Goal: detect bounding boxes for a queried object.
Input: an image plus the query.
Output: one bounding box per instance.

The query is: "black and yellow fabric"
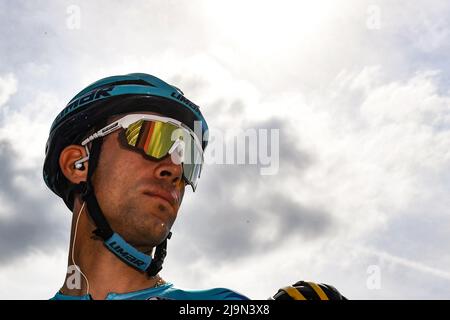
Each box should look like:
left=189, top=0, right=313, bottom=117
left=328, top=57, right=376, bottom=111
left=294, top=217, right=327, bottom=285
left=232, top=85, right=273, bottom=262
left=271, top=281, right=347, bottom=300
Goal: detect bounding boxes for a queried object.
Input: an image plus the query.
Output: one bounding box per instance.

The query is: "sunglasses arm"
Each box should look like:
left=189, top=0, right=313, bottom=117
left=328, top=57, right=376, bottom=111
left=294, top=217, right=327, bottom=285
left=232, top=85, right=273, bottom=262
left=74, top=121, right=123, bottom=168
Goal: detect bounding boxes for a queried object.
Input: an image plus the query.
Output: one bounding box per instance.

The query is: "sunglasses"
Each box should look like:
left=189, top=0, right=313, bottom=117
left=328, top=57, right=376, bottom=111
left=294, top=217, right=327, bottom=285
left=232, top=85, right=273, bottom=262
left=75, top=114, right=204, bottom=190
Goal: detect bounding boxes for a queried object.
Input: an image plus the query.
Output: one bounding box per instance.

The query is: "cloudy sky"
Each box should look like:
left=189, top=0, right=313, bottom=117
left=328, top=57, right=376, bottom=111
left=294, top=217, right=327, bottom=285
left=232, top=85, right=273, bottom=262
left=1, top=0, right=450, bottom=299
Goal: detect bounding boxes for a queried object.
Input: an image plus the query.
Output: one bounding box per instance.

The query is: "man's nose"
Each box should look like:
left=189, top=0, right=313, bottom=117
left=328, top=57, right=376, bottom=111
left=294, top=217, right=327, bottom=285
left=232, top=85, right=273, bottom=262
left=154, top=155, right=183, bottom=185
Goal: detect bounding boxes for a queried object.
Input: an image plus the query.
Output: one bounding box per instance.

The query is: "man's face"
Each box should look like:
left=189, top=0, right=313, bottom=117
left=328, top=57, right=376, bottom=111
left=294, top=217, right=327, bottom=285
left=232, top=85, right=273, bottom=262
left=91, top=112, right=186, bottom=249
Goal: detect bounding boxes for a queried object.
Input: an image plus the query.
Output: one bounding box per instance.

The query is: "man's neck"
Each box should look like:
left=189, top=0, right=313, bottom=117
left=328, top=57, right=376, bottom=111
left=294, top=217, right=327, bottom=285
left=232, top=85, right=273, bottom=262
left=60, top=208, right=164, bottom=300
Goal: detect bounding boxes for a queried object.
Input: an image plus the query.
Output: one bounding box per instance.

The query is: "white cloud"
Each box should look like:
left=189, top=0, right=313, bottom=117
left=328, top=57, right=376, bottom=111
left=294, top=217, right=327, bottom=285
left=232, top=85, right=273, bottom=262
left=0, top=91, right=62, bottom=168
left=296, top=68, right=450, bottom=216
left=0, top=73, right=18, bottom=108
left=0, top=249, right=67, bottom=300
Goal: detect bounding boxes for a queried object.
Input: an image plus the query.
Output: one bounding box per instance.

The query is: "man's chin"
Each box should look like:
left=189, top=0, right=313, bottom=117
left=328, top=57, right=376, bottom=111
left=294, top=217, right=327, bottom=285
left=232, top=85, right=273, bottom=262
left=142, top=201, right=176, bottom=223
left=137, top=219, right=172, bottom=246
left=116, top=207, right=174, bottom=246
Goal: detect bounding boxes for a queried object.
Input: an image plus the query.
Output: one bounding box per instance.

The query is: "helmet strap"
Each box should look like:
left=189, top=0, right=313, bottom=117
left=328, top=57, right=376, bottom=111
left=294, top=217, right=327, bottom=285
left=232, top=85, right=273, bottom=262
left=75, top=138, right=170, bottom=277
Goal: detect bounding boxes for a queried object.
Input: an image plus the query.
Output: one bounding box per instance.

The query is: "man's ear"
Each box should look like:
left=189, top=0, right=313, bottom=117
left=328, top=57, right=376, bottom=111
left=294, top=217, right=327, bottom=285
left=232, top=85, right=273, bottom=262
left=59, top=145, right=89, bottom=184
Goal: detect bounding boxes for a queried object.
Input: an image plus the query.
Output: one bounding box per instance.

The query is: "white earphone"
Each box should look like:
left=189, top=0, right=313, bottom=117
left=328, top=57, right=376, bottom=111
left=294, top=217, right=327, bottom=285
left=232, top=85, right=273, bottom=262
left=74, top=156, right=89, bottom=170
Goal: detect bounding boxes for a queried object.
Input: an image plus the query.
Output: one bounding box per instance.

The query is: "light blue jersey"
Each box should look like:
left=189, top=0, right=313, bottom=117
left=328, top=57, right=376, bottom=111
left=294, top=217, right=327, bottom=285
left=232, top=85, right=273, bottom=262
left=51, top=282, right=250, bottom=300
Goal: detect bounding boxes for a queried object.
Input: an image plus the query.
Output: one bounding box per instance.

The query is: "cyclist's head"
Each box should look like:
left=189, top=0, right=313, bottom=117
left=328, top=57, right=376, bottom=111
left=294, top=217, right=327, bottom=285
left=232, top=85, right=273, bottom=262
left=43, top=73, right=208, bottom=211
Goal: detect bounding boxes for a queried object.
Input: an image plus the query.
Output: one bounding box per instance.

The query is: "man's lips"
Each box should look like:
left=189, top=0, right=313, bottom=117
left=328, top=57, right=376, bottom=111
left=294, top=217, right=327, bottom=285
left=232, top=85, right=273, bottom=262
left=142, top=188, right=179, bottom=210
